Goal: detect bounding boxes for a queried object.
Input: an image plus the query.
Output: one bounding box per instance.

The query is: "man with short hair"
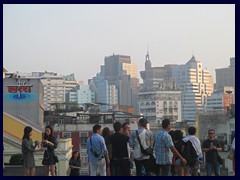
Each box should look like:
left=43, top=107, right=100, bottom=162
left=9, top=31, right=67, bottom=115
left=182, top=126, right=203, bottom=176
left=202, top=129, right=222, bottom=176
left=129, top=118, right=153, bottom=176
left=110, top=122, right=130, bottom=176
left=154, top=119, right=187, bottom=176
left=87, top=124, right=110, bottom=176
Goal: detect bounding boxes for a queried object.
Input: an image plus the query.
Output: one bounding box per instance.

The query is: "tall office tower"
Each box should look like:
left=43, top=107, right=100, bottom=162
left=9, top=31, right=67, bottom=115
left=139, top=52, right=181, bottom=124
left=101, top=54, right=139, bottom=114
left=89, top=74, right=118, bottom=111
left=172, top=55, right=214, bottom=123
left=140, top=51, right=178, bottom=91
left=215, top=57, right=235, bottom=92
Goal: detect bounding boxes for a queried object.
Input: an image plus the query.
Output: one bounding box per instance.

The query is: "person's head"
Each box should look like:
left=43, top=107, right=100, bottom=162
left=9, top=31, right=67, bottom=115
left=122, top=122, right=131, bottom=133
left=113, top=121, right=123, bottom=133
left=93, top=124, right=102, bottom=135
left=44, top=125, right=53, bottom=137
left=138, top=118, right=148, bottom=128
left=22, top=126, right=33, bottom=140
left=169, top=130, right=175, bottom=141
left=102, top=127, right=111, bottom=138
left=71, top=150, right=80, bottom=160
left=208, top=129, right=215, bottom=139
left=188, top=126, right=196, bottom=135
left=174, top=130, right=183, bottom=141
left=162, top=118, right=172, bottom=131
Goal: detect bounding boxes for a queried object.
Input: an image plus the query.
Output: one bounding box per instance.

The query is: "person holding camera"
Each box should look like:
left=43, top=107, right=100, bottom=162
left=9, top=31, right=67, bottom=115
left=87, top=124, right=110, bottom=176
left=22, top=126, right=44, bottom=176
left=42, top=125, right=58, bottom=176
left=202, top=129, right=222, bottom=176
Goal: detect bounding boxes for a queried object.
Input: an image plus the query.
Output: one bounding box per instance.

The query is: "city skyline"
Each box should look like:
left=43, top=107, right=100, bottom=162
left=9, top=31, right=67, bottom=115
left=3, top=4, right=235, bottom=83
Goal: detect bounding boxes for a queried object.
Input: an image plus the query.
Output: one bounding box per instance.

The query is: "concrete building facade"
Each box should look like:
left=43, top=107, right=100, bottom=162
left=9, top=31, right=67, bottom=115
left=101, top=54, right=139, bottom=114
left=216, top=57, right=235, bottom=92
left=3, top=77, right=44, bottom=126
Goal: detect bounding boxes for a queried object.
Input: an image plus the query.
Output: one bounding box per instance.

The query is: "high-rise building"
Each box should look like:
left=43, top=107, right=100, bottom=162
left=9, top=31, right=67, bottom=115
left=63, top=73, right=79, bottom=93
left=101, top=54, right=139, bottom=114
left=139, top=52, right=181, bottom=124
left=140, top=53, right=214, bottom=123
left=172, top=55, right=214, bottom=122
left=215, top=57, right=235, bottom=92
left=140, top=52, right=178, bottom=91
left=89, top=74, right=118, bottom=111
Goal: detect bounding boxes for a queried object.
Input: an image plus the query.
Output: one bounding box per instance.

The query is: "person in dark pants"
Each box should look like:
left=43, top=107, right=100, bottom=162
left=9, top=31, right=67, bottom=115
left=202, top=129, right=222, bottom=176
left=102, top=127, right=113, bottom=176
left=110, top=122, right=130, bottom=176
left=129, top=118, right=153, bottom=176
left=69, top=150, right=81, bottom=176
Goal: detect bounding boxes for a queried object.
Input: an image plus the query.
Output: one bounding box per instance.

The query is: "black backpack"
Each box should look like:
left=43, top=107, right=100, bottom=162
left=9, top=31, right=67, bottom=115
left=182, top=140, right=198, bottom=167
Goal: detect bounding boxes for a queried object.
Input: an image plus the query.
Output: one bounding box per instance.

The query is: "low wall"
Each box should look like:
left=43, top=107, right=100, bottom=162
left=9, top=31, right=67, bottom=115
left=3, top=165, right=45, bottom=176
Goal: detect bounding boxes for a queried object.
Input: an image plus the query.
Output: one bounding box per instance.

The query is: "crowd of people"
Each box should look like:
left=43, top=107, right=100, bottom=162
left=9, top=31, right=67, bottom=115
left=12, top=117, right=235, bottom=176
left=86, top=118, right=235, bottom=176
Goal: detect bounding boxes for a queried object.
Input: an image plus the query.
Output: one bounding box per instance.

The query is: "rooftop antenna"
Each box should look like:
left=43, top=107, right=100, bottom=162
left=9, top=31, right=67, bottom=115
left=146, top=42, right=150, bottom=61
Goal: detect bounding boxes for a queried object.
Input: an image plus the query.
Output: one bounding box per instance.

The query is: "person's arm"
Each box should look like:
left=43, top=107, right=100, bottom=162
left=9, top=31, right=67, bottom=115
left=202, top=140, right=210, bottom=152
left=22, top=139, right=35, bottom=153
left=104, top=152, right=110, bottom=165
left=213, top=140, right=222, bottom=152
left=170, top=146, right=187, bottom=165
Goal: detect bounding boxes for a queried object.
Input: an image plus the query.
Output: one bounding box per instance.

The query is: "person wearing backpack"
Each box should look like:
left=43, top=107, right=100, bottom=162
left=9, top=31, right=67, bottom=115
left=173, top=130, right=188, bottom=176
left=129, top=118, right=153, bottom=176
left=202, top=129, right=222, bottom=176
left=182, top=126, right=203, bottom=176
left=154, top=119, right=187, bottom=176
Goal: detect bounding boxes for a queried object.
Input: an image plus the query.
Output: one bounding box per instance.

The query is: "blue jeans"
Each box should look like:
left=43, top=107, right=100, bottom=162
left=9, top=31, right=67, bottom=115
left=205, top=162, right=221, bottom=176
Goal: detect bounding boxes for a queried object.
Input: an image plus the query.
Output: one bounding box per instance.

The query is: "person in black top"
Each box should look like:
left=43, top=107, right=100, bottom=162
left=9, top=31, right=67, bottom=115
left=202, top=129, right=222, bottom=176
left=102, top=127, right=113, bottom=176
left=42, top=125, right=58, bottom=176
left=110, top=121, right=130, bottom=176
left=69, top=151, right=81, bottom=176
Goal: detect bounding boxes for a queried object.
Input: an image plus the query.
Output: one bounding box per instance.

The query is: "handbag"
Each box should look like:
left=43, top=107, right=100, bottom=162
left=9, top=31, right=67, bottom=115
left=227, top=150, right=234, bottom=160
left=66, top=167, right=71, bottom=176
left=136, top=131, right=153, bottom=156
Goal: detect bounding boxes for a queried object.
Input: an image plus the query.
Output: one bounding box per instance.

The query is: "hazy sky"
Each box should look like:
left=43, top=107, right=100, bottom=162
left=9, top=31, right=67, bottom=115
left=3, top=4, right=235, bottom=83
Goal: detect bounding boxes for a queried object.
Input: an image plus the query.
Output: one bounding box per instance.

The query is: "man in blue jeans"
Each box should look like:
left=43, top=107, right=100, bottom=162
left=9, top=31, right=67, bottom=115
left=202, top=129, right=222, bottom=176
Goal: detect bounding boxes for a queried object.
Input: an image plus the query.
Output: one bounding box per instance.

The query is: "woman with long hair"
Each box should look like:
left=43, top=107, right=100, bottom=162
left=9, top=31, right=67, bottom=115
left=42, top=125, right=58, bottom=176
left=22, top=126, right=43, bottom=176
left=102, top=127, right=112, bottom=176
left=69, top=151, right=81, bottom=176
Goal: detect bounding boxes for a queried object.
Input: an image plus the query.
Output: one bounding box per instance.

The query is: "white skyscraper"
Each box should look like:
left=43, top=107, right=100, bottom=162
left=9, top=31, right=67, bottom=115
left=173, top=55, right=214, bottom=122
